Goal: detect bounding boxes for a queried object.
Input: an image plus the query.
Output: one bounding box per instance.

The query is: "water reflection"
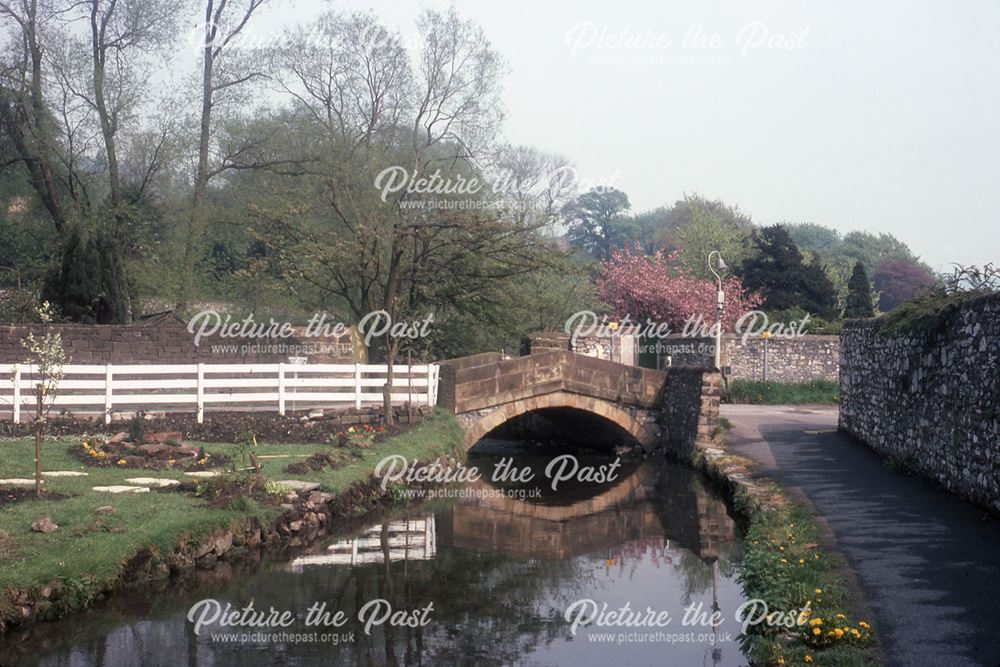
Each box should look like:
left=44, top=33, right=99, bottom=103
left=2, top=454, right=748, bottom=667
left=289, top=518, right=438, bottom=570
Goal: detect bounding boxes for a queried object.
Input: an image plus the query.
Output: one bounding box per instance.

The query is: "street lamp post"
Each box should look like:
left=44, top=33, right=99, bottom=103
left=707, top=251, right=727, bottom=371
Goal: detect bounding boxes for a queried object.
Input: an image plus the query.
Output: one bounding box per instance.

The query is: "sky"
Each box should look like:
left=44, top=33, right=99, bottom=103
left=191, top=0, right=1000, bottom=270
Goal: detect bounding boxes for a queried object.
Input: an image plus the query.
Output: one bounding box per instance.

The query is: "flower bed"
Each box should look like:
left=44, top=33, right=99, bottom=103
left=71, top=434, right=230, bottom=471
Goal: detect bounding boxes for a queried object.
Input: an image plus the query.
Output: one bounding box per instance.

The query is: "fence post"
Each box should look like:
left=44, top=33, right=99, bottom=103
left=104, top=364, right=113, bottom=425
left=278, top=363, right=286, bottom=416
left=426, top=364, right=434, bottom=406
left=407, top=352, right=413, bottom=423
left=354, top=363, right=362, bottom=409
left=196, top=363, right=205, bottom=424
left=12, top=366, right=21, bottom=424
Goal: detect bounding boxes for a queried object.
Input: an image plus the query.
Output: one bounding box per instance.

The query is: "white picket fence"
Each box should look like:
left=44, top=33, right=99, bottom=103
left=0, top=362, right=440, bottom=424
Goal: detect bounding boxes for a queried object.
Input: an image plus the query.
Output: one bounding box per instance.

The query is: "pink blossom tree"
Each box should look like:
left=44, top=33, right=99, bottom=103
left=597, top=246, right=761, bottom=331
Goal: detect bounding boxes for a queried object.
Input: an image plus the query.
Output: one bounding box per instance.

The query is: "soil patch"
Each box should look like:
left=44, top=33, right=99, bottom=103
left=0, top=488, right=70, bottom=507
left=1, top=407, right=428, bottom=445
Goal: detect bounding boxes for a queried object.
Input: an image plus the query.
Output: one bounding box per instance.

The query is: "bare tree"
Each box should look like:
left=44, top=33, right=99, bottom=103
left=178, top=0, right=268, bottom=309
left=258, top=9, right=565, bottom=424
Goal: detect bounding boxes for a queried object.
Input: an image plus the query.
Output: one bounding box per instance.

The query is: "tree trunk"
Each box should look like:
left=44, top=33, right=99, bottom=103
left=179, top=18, right=216, bottom=310
left=34, top=387, right=43, bottom=497
left=90, top=0, right=121, bottom=209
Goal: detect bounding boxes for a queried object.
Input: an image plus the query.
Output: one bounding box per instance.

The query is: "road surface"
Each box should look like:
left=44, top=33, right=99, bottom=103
left=721, top=404, right=1000, bottom=667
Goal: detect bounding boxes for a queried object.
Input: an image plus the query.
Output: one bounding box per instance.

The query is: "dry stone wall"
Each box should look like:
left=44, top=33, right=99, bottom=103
left=839, top=293, right=1000, bottom=514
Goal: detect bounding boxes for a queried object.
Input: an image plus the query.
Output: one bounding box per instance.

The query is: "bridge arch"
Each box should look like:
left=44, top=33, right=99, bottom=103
left=459, top=391, right=657, bottom=450
left=439, top=349, right=720, bottom=456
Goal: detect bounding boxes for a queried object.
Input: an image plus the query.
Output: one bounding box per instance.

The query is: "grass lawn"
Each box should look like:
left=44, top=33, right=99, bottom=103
left=723, top=380, right=840, bottom=405
left=0, top=410, right=464, bottom=620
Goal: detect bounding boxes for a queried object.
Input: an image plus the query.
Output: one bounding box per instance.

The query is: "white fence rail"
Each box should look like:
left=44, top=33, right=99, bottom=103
left=0, top=362, right=440, bottom=424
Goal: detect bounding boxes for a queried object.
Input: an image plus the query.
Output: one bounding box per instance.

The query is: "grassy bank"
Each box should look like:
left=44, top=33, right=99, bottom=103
left=723, top=380, right=840, bottom=405
left=0, top=411, right=465, bottom=626
left=733, top=494, right=878, bottom=666
left=694, top=443, right=879, bottom=665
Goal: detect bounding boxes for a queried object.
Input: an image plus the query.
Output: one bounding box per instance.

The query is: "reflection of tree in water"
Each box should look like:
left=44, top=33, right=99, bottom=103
left=675, top=540, right=742, bottom=606
left=597, top=533, right=741, bottom=607
left=291, top=540, right=591, bottom=667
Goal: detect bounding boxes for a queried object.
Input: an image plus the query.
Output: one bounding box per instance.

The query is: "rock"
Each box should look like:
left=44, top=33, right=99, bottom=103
left=31, top=517, right=58, bottom=533
left=185, top=471, right=220, bottom=478
left=307, top=491, right=333, bottom=505
left=288, top=520, right=303, bottom=532
left=124, top=456, right=147, bottom=467
left=40, top=471, right=88, bottom=478
left=274, top=480, right=320, bottom=493
left=143, top=432, right=182, bottom=445
left=0, top=479, right=38, bottom=486
left=245, top=528, right=262, bottom=547
left=95, top=506, right=116, bottom=515
left=174, top=447, right=200, bottom=458
left=124, top=478, right=180, bottom=488
left=137, top=444, right=171, bottom=457
left=211, top=531, right=233, bottom=556
left=108, top=432, right=128, bottom=444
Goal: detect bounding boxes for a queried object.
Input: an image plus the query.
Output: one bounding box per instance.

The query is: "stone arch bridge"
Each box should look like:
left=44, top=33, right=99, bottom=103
left=438, top=350, right=720, bottom=452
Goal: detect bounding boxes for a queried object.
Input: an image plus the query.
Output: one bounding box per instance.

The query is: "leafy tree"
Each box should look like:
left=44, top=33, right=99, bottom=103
left=843, top=261, right=875, bottom=318
left=650, top=194, right=752, bottom=254
left=597, top=245, right=761, bottom=329
left=800, top=259, right=839, bottom=319
left=873, top=258, right=936, bottom=310
left=738, top=225, right=838, bottom=319
left=784, top=222, right=842, bottom=255
left=784, top=223, right=930, bottom=308
left=0, top=0, right=180, bottom=322
left=675, top=202, right=751, bottom=280
left=562, top=187, right=633, bottom=261
left=41, top=226, right=131, bottom=324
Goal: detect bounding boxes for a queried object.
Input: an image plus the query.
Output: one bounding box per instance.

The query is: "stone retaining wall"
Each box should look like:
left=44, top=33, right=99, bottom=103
left=839, top=292, right=1000, bottom=514
left=658, top=334, right=840, bottom=382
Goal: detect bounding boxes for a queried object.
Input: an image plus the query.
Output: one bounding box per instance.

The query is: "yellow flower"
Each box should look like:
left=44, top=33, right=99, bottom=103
left=804, top=656, right=813, bottom=664
left=776, top=658, right=784, bottom=666
left=812, top=628, right=821, bottom=636
left=780, top=558, right=788, bottom=564
left=859, top=621, right=870, bottom=629
left=835, top=613, right=845, bottom=619
left=798, top=559, right=805, bottom=564
left=834, top=628, right=844, bottom=639
left=117, top=459, right=126, bottom=465
left=167, top=459, right=175, bottom=465
left=809, top=618, right=823, bottom=626
left=851, top=629, right=861, bottom=638
left=814, top=588, right=823, bottom=594
left=778, top=546, right=785, bottom=552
